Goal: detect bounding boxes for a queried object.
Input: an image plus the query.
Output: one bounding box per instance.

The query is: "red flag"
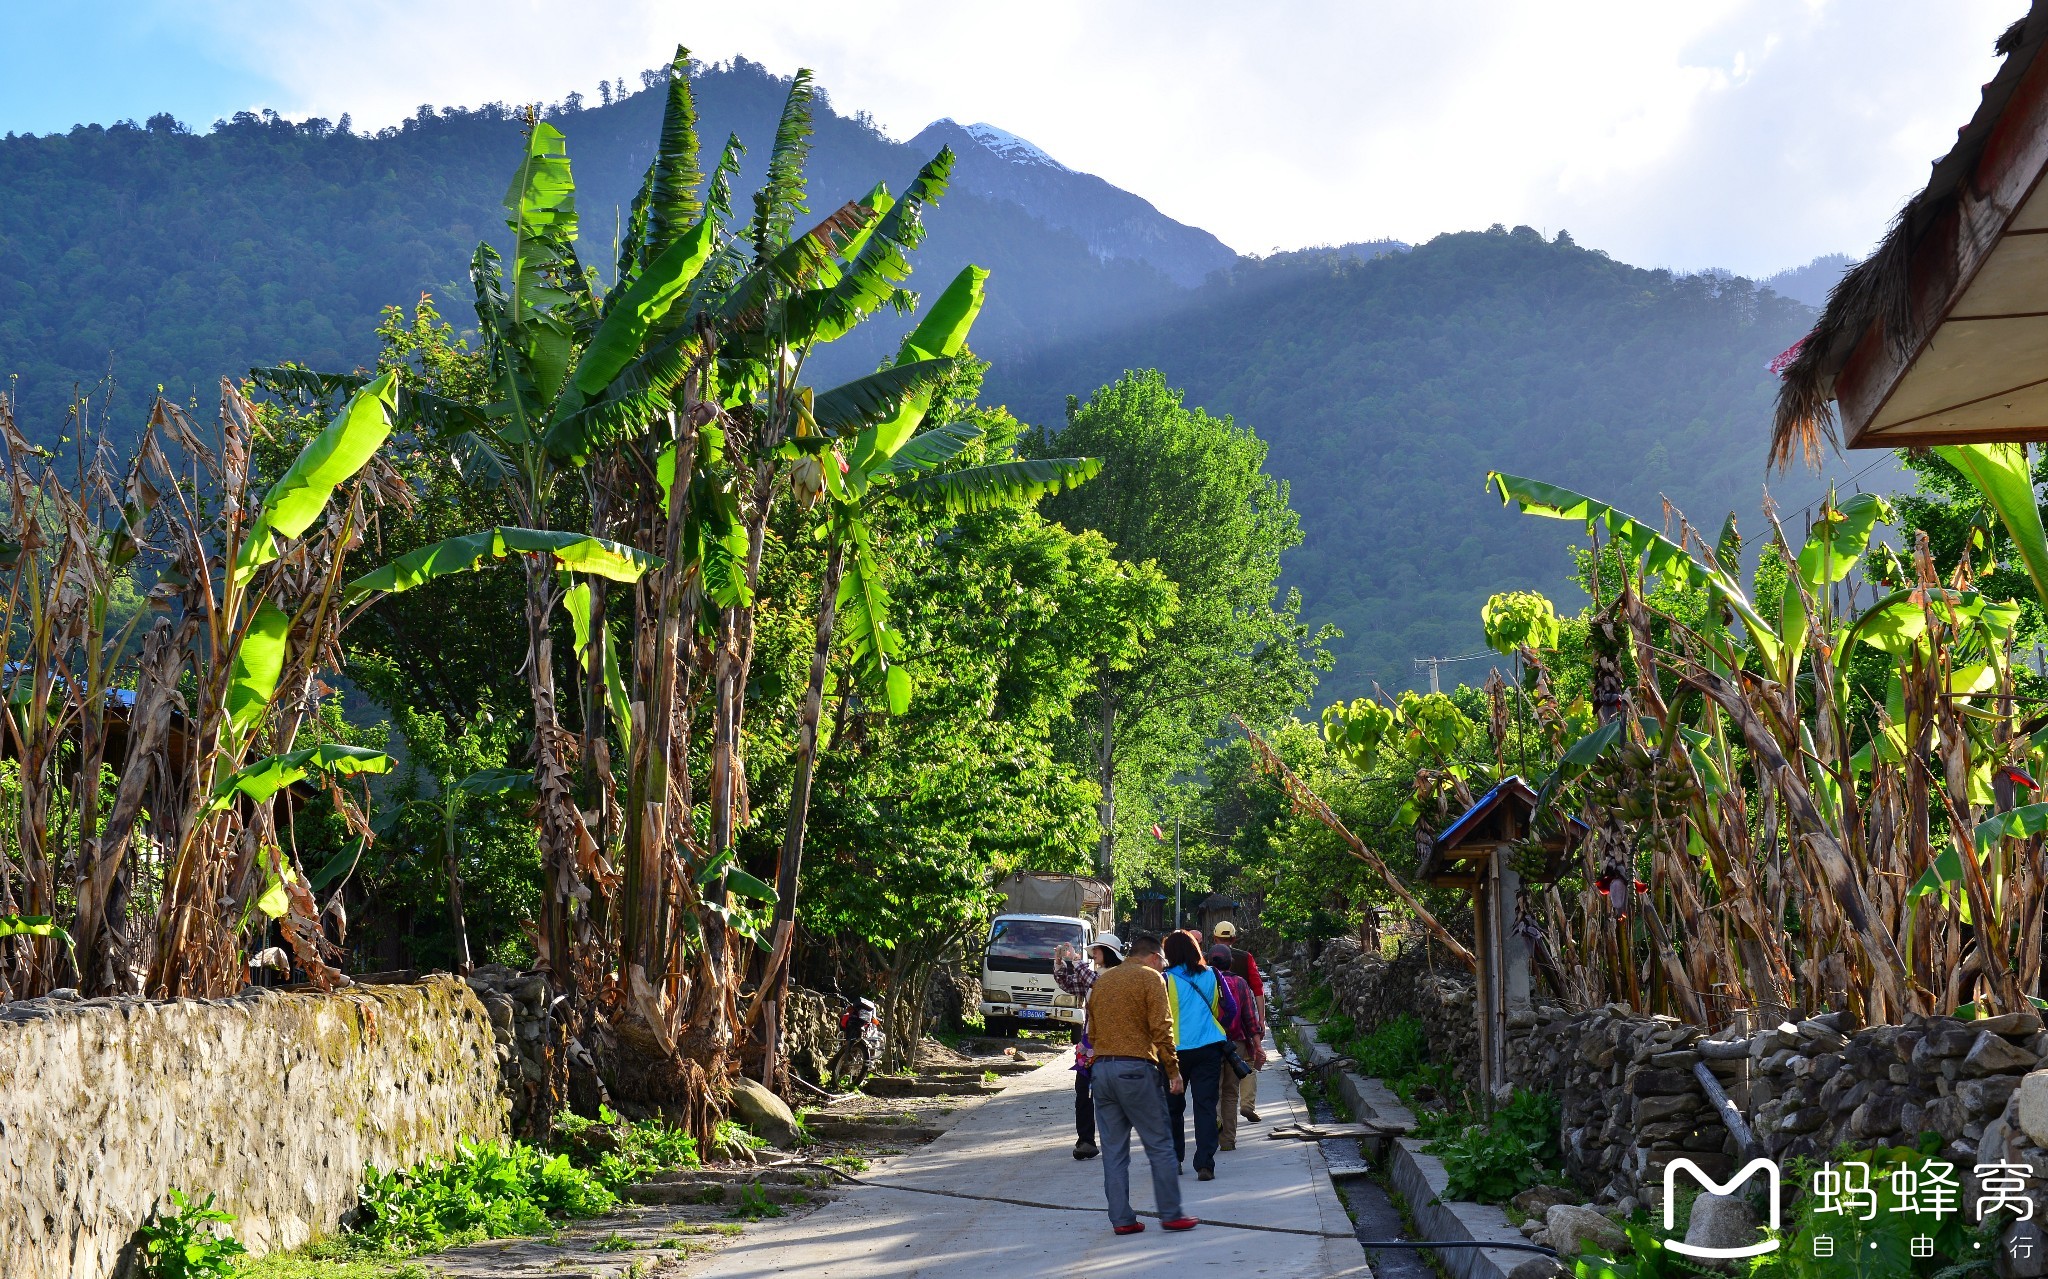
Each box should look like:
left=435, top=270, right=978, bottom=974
left=1152, top=824, right=1166, bottom=841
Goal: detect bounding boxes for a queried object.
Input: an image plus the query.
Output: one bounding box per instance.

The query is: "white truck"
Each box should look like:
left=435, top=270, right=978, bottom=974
left=977, top=873, right=1115, bottom=1037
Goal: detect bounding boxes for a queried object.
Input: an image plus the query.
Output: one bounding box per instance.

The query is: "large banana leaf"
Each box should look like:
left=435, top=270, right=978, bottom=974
left=644, top=46, right=703, bottom=263
left=1937, top=442, right=2048, bottom=609
left=561, top=216, right=715, bottom=402
left=235, top=371, right=397, bottom=582
left=1779, top=491, right=1892, bottom=667
left=886, top=457, right=1102, bottom=513
left=210, top=743, right=394, bottom=810
left=1849, top=587, right=2020, bottom=657
left=1487, top=472, right=1774, bottom=657
left=718, top=200, right=878, bottom=330
left=750, top=70, right=815, bottom=260
left=836, top=518, right=909, bottom=714
left=789, top=149, right=956, bottom=347
left=348, top=527, right=662, bottom=598
left=869, top=422, right=983, bottom=478
left=844, top=266, right=987, bottom=474
left=0, top=914, right=73, bottom=957
left=812, top=359, right=954, bottom=438
left=450, top=767, right=539, bottom=800
left=545, top=332, right=708, bottom=467
left=227, top=603, right=291, bottom=736
left=504, top=123, right=582, bottom=406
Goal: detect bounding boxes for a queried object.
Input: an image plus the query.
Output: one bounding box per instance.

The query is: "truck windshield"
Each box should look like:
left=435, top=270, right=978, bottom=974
left=984, top=919, right=1086, bottom=974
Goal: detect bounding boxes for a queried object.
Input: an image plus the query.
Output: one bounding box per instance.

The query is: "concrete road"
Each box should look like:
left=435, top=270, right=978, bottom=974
left=684, top=1043, right=1370, bottom=1279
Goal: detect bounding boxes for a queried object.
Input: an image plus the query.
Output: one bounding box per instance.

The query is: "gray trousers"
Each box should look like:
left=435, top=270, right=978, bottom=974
left=1091, top=1058, right=1182, bottom=1227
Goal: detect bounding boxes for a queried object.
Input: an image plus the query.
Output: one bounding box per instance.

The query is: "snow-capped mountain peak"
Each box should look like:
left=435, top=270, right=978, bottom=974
left=930, top=118, right=1069, bottom=171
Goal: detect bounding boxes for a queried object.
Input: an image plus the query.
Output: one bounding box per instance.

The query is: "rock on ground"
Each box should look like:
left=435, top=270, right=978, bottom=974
left=1546, top=1204, right=1626, bottom=1259
left=1684, top=1193, right=1758, bottom=1256
left=728, top=1077, right=800, bottom=1148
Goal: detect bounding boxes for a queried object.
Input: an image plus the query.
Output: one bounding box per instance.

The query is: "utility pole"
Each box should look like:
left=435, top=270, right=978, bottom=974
left=1173, top=814, right=1182, bottom=930
left=1414, top=651, right=1493, bottom=695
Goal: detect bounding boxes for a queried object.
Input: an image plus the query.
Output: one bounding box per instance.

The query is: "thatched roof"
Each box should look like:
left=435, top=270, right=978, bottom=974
left=1771, top=8, right=2048, bottom=466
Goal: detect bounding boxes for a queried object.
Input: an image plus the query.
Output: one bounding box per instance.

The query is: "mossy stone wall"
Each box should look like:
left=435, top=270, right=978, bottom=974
left=0, top=975, right=507, bottom=1278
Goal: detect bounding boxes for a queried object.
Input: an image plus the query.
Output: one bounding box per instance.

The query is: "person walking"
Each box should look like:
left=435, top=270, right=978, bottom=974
left=1208, top=944, right=1264, bottom=1151
left=1160, top=929, right=1237, bottom=1181
left=1053, top=933, right=1123, bottom=1160
left=1085, top=932, right=1198, bottom=1235
left=1211, top=921, right=1265, bottom=1122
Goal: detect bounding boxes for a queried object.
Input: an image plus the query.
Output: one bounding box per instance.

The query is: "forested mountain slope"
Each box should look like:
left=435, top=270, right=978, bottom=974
left=994, top=226, right=1873, bottom=698
left=0, top=57, right=1227, bottom=426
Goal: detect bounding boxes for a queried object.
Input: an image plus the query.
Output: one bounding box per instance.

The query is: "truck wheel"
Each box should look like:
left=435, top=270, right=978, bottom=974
left=983, top=1016, right=1018, bottom=1038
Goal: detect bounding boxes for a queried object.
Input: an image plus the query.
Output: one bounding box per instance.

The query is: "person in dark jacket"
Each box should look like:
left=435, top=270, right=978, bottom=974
left=1209, top=943, right=1264, bottom=1149
left=1053, top=933, right=1123, bottom=1159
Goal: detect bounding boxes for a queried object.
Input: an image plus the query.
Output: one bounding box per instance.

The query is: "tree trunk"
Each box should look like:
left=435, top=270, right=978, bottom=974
left=1095, top=670, right=1117, bottom=877
left=444, top=798, right=473, bottom=975
left=756, top=532, right=845, bottom=1083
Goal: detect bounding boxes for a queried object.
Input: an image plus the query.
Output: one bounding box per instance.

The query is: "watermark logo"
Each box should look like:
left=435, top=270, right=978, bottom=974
left=1663, top=1157, right=1782, bottom=1259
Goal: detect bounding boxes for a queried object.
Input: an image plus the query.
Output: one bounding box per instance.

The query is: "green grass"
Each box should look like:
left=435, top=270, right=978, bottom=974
left=234, top=1239, right=429, bottom=1279
left=592, top=1232, right=640, bottom=1252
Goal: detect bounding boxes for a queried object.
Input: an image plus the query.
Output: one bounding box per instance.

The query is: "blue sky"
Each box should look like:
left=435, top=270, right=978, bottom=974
left=0, top=2, right=285, bottom=136
left=0, top=1, right=2024, bottom=276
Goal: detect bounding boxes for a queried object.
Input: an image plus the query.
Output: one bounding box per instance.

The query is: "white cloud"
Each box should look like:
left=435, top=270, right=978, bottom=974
left=185, top=0, right=2019, bottom=275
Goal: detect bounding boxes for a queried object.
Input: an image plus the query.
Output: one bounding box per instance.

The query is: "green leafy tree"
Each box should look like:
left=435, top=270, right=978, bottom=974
left=1031, top=369, right=1333, bottom=881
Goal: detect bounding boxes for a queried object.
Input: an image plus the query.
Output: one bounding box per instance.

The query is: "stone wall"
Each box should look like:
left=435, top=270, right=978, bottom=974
left=1313, top=937, right=2048, bottom=1233
left=0, top=976, right=507, bottom=1279
left=1506, top=1006, right=1738, bottom=1209
left=1313, top=936, right=1482, bottom=1090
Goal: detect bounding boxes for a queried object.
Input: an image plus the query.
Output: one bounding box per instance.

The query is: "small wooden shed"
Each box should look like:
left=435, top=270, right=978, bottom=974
left=1423, top=776, right=1579, bottom=1098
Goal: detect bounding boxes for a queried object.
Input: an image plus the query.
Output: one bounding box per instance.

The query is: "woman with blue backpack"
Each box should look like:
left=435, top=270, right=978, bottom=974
left=1159, top=929, right=1248, bottom=1181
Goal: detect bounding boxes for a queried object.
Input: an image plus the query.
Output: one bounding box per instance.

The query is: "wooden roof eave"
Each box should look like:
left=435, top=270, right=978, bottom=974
left=1837, top=41, right=2048, bottom=449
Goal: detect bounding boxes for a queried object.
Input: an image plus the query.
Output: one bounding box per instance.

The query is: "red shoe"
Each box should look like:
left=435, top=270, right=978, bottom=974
left=1114, top=1222, right=1145, bottom=1235
left=1161, top=1217, right=1200, bottom=1231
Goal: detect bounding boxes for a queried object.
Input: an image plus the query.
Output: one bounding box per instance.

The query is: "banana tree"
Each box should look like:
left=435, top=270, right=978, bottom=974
left=1485, top=463, right=2048, bottom=1021
left=260, top=48, right=1035, bottom=1133
left=377, top=764, right=536, bottom=975
left=751, top=271, right=1102, bottom=1078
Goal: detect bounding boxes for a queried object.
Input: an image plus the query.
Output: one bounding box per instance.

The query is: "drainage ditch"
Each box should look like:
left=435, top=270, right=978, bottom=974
left=1288, top=1047, right=1439, bottom=1279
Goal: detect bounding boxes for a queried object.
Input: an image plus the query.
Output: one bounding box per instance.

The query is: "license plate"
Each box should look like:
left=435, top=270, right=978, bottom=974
left=1019, top=1008, right=1049, bottom=1019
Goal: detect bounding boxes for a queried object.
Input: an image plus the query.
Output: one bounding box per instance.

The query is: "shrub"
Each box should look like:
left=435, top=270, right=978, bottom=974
left=1423, top=1088, right=1561, bottom=1204
left=356, top=1139, right=617, bottom=1252
left=139, top=1189, right=247, bottom=1279
left=729, top=1184, right=784, bottom=1220
left=551, top=1106, right=700, bottom=1192
left=1347, top=1015, right=1429, bottom=1078
left=1425, top=1124, right=1548, bottom=1203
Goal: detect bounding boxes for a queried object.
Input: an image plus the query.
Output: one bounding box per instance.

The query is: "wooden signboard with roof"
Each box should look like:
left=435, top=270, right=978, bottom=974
left=1424, top=777, right=1579, bottom=1098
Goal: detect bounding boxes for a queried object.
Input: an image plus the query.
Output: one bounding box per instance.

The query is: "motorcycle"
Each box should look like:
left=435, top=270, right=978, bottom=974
left=830, top=995, right=884, bottom=1088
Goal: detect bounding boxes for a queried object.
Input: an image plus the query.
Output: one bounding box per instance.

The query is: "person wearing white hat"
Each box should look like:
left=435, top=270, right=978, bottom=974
left=1054, top=933, right=1125, bottom=1159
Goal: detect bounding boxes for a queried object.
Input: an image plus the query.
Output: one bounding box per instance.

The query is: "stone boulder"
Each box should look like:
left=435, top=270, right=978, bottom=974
left=729, top=1076, right=800, bottom=1148
left=1547, top=1204, right=1627, bottom=1259
left=1508, top=1259, right=1569, bottom=1279
left=1512, top=1184, right=1580, bottom=1219
left=2014, top=1071, right=2048, bottom=1148
left=1685, top=1193, right=1759, bottom=1260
